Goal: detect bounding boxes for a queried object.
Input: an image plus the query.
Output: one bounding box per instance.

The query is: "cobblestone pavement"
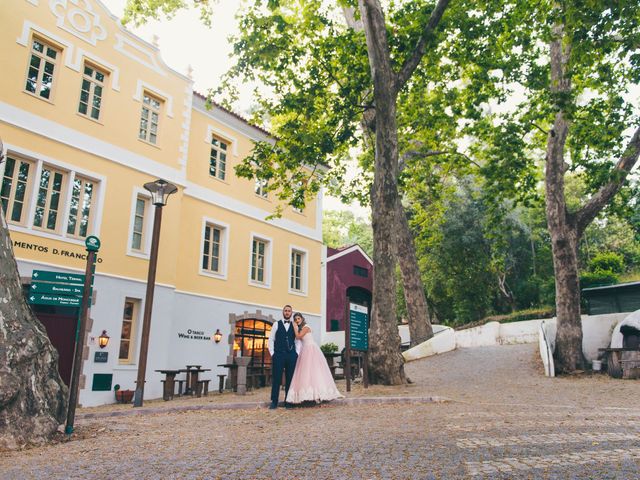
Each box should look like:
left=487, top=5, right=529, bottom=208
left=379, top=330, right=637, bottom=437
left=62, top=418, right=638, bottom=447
left=2, top=344, right=639, bottom=479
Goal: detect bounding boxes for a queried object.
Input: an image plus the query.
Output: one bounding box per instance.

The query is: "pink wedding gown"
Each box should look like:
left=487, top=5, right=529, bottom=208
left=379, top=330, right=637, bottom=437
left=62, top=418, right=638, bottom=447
left=286, top=328, right=343, bottom=403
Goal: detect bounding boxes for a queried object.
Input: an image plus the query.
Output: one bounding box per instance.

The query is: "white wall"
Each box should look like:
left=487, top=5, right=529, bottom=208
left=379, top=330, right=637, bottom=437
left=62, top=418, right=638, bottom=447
left=403, top=326, right=456, bottom=361
left=403, top=312, right=633, bottom=363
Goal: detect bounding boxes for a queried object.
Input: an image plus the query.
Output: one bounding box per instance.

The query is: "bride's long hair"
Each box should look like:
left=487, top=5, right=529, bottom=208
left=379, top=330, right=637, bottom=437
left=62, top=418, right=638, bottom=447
left=294, top=312, right=306, bottom=331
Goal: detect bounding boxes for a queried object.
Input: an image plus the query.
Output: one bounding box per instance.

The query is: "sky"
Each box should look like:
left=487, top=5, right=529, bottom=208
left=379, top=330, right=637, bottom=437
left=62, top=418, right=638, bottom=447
left=101, top=0, right=371, bottom=219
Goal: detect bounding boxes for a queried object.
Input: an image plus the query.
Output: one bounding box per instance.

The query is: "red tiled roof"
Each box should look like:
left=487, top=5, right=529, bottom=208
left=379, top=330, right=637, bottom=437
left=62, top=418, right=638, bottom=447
left=192, top=90, right=272, bottom=138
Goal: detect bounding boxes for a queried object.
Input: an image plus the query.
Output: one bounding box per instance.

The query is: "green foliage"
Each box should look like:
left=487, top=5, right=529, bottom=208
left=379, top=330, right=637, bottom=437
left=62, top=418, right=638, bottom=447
left=123, top=0, right=215, bottom=26
left=323, top=210, right=372, bottom=257
left=588, top=252, right=625, bottom=275
left=320, top=342, right=338, bottom=354
left=122, top=0, right=640, bottom=331
left=456, top=307, right=556, bottom=330
left=580, top=271, right=619, bottom=289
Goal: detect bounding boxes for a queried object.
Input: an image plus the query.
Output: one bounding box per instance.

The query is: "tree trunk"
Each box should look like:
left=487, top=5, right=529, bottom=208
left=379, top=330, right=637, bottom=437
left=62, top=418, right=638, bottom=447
left=359, top=0, right=406, bottom=384
left=545, top=16, right=640, bottom=372
left=344, top=1, right=441, bottom=355
left=396, top=196, right=434, bottom=346
left=0, top=205, right=67, bottom=450
left=545, top=20, right=586, bottom=373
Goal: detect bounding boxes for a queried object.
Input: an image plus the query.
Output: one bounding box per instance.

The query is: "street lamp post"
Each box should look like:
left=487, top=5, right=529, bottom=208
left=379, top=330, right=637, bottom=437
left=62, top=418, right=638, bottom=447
left=133, top=179, right=177, bottom=407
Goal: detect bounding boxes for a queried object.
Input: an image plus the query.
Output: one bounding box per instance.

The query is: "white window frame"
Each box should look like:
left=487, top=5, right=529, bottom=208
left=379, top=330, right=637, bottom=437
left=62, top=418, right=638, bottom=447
left=288, top=245, right=309, bottom=296
left=65, top=174, right=96, bottom=239
left=248, top=232, right=272, bottom=289
left=24, top=35, right=61, bottom=101
left=1, top=155, right=36, bottom=226
left=126, top=188, right=153, bottom=259
left=1, top=145, right=105, bottom=244
left=118, top=298, right=140, bottom=364
left=255, top=178, right=268, bottom=199
left=78, top=61, right=108, bottom=121
left=32, top=164, right=67, bottom=234
left=209, top=135, right=229, bottom=181
left=199, top=217, right=229, bottom=280
left=138, top=91, right=163, bottom=145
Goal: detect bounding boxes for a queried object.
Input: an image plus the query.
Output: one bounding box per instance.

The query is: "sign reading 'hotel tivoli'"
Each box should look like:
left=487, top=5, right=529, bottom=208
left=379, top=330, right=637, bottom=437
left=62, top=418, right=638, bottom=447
left=27, top=270, right=93, bottom=307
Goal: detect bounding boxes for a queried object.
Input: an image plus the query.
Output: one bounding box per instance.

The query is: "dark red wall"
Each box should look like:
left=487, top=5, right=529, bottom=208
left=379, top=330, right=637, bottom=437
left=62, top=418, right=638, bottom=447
left=326, top=248, right=373, bottom=331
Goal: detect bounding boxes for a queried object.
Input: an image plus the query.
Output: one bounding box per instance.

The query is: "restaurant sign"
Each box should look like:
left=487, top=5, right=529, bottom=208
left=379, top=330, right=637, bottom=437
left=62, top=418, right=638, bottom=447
left=177, top=329, right=212, bottom=341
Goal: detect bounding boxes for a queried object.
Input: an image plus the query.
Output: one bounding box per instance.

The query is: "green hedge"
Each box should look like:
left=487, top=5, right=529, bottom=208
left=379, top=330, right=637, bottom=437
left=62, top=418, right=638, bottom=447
left=455, top=306, right=555, bottom=330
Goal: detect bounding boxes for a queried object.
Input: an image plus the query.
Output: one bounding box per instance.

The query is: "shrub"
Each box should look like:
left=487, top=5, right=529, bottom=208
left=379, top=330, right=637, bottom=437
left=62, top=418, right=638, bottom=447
left=455, top=306, right=555, bottom=330
left=588, top=252, right=624, bottom=274
left=320, top=342, right=338, bottom=354
left=580, top=271, right=619, bottom=289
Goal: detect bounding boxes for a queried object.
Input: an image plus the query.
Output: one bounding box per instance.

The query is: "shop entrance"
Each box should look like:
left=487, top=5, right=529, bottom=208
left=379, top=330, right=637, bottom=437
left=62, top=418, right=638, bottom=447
left=21, top=284, right=78, bottom=385
left=35, top=312, right=77, bottom=385
left=233, top=318, right=273, bottom=387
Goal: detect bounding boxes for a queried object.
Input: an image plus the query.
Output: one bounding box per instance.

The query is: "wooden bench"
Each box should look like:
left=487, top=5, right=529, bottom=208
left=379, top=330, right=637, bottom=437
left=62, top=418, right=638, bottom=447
left=160, top=380, right=173, bottom=401
left=195, top=379, right=211, bottom=397
left=217, top=374, right=227, bottom=393
left=176, top=379, right=186, bottom=396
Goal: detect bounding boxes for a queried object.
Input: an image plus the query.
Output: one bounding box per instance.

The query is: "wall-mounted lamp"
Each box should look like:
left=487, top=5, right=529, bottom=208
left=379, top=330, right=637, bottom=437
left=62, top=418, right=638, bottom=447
left=98, top=330, right=110, bottom=349
left=213, top=328, right=222, bottom=344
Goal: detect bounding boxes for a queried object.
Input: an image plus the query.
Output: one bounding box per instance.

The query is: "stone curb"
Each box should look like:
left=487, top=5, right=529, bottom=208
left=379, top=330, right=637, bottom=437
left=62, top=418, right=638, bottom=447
left=77, top=395, right=450, bottom=421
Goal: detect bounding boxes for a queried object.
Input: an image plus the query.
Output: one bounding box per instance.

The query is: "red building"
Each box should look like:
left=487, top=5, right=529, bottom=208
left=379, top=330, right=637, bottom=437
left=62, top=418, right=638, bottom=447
left=326, top=245, right=373, bottom=332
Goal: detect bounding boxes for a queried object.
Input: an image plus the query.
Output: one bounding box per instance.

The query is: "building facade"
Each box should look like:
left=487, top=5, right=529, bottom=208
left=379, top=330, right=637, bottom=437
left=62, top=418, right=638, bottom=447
left=0, top=0, right=323, bottom=406
left=321, top=245, right=373, bottom=349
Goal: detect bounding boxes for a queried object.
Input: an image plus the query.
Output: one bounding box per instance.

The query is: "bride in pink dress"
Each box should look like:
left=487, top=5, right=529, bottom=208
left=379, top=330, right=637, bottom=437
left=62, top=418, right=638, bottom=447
left=286, top=312, right=343, bottom=404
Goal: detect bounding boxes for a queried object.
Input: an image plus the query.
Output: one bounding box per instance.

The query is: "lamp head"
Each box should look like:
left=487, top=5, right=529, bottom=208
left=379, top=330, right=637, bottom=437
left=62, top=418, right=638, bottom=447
left=98, top=330, right=110, bottom=349
left=143, top=179, right=178, bottom=206
left=213, top=328, right=222, bottom=344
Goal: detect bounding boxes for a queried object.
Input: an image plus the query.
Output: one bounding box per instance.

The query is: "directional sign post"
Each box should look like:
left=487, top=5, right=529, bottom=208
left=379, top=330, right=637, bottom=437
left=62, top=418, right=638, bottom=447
left=349, top=304, right=369, bottom=351
left=65, top=235, right=100, bottom=436
left=345, top=298, right=370, bottom=392
left=28, top=293, right=82, bottom=307
left=31, top=270, right=85, bottom=284
left=28, top=270, right=92, bottom=309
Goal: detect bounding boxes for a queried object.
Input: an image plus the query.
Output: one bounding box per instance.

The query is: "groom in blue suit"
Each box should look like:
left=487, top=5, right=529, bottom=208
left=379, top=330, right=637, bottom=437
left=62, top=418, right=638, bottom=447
left=268, top=305, right=299, bottom=409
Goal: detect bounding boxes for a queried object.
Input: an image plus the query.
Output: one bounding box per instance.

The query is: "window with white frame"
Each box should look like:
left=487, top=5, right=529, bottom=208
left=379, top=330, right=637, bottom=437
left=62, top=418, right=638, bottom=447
left=139, top=92, right=162, bottom=144
left=130, top=195, right=150, bottom=252
left=0, top=154, right=101, bottom=239
left=33, top=165, right=66, bottom=232
left=118, top=298, right=139, bottom=363
left=255, top=178, right=268, bottom=198
left=209, top=136, right=228, bottom=180
left=202, top=223, right=225, bottom=274
left=290, top=248, right=306, bottom=293
left=250, top=237, right=270, bottom=284
left=1, top=156, right=34, bottom=225
left=66, top=175, right=95, bottom=238
left=25, top=37, right=60, bottom=100
left=78, top=63, right=107, bottom=120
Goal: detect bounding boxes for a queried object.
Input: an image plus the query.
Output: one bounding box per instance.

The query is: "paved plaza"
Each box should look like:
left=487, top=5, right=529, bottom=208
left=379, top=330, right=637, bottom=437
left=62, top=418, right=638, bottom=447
left=2, top=344, right=639, bottom=479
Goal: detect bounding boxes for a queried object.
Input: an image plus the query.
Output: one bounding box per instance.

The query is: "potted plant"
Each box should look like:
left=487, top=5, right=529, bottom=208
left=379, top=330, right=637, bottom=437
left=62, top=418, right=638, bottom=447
left=320, top=342, right=339, bottom=366
left=114, top=384, right=134, bottom=404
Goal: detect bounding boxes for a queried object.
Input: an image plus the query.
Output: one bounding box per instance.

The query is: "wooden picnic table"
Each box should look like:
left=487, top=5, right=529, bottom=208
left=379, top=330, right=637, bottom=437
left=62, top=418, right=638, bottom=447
left=181, top=365, right=210, bottom=395
left=155, top=369, right=181, bottom=400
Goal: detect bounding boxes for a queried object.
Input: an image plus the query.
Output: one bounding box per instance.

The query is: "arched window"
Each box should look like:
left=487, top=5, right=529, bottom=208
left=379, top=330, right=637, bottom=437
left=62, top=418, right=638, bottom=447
left=233, top=319, right=272, bottom=383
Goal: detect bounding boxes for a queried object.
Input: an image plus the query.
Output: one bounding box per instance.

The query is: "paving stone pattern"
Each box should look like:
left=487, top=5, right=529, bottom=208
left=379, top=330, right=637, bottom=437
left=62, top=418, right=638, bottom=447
left=1, top=344, right=639, bottom=479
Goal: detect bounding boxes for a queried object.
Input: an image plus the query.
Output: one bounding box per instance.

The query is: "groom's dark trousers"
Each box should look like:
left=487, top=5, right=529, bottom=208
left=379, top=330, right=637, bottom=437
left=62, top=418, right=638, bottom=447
left=270, top=321, right=298, bottom=406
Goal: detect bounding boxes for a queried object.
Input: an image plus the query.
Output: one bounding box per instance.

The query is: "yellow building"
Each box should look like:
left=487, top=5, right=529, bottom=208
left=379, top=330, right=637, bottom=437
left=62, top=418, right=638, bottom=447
left=0, top=0, right=324, bottom=405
